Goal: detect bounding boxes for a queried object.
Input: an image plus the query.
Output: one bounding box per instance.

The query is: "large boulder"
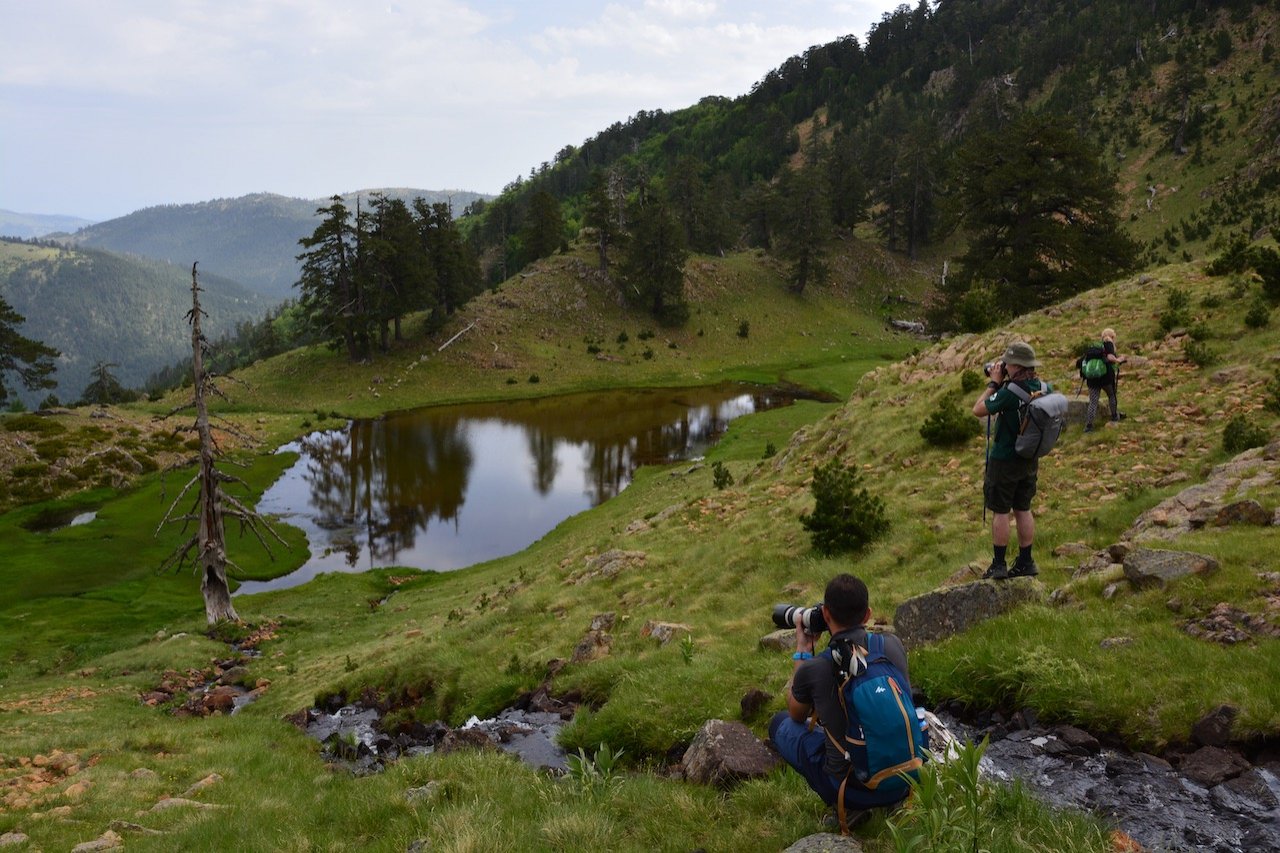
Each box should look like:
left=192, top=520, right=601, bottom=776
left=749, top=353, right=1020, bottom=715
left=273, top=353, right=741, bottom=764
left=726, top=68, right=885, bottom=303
left=1123, top=549, right=1219, bottom=589
left=681, top=719, right=781, bottom=787
left=1180, top=745, right=1250, bottom=788
left=893, top=579, right=1044, bottom=648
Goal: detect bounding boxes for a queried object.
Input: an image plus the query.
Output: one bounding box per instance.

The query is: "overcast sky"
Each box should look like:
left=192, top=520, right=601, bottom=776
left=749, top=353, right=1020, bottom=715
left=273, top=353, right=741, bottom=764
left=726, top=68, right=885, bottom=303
left=2, top=1, right=903, bottom=222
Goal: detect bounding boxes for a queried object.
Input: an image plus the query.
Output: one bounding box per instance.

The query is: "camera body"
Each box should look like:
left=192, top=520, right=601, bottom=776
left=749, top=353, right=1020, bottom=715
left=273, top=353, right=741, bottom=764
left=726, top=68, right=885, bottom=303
left=772, top=602, right=828, bottom=635
left=983, top=360, right=1004, bottom=378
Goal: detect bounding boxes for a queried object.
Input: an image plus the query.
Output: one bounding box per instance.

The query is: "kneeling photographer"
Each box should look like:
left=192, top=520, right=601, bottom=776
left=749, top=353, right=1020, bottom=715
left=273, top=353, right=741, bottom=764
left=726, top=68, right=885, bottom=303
left=768, top=573, right=926, bottom=832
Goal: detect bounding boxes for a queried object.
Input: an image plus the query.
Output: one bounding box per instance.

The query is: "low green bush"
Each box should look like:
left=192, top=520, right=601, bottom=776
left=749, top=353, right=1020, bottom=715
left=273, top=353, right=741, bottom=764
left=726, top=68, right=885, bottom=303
left=921, top=397, right=979, bottom=447
left=1223, top=414, right=1269, bottom=453
left=799, top=459, right=889, bottom=555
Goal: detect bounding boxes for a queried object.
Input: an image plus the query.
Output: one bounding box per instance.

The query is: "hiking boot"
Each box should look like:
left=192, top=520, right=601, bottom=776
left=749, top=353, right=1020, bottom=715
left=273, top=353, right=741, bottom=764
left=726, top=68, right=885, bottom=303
left=1008, top=559, right=1039, bottom=578
left=982, top=561, right=1008, bottom=580
left=1111, top=413, right=1126, bottom=422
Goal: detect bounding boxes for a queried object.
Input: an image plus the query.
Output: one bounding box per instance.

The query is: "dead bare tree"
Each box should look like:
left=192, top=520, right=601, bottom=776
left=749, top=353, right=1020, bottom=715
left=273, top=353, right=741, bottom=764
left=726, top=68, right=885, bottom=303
left=157, top=263, right=285, bottom=624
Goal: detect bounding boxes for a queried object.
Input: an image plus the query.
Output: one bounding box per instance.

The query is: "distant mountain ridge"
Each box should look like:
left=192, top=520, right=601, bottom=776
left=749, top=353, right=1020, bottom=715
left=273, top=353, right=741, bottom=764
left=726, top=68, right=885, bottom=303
left=58, top=188, right=490, bottom=300
left=0, top=209, right=95, bottom=240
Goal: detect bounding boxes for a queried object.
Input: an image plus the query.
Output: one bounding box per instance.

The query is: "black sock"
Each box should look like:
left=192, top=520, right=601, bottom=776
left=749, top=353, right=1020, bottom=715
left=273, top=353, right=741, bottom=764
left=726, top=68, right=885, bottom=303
left=1018, top=546, right=1032, bottom=564
left=993, top=545, right=1007, bottom=565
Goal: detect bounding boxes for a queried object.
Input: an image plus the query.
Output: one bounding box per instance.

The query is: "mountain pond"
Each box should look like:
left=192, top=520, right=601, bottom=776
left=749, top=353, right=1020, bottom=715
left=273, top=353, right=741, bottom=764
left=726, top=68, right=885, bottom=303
left=238, top=383, right=814, bottom=594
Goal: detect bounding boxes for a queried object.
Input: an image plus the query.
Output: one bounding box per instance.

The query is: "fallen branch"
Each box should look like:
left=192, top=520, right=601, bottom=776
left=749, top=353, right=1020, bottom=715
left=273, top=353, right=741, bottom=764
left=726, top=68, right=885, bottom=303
left=437, top=321, right=477, bottom=352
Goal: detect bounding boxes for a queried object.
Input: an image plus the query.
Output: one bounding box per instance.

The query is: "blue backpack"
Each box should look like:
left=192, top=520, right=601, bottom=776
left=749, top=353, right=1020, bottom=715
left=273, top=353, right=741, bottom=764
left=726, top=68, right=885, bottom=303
left=824, top=633, right=928, bottom=807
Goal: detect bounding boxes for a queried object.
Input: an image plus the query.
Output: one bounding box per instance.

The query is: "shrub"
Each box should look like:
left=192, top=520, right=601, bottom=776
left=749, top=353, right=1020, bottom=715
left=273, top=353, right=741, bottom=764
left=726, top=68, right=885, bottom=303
left=1159, top=288, right=1193, bottom=333
left=616, top=331, right=629, bottom=345
left=762, top=442, right=777, bottom=459
left=528, top=374, right=541, bottom=383
left=1183, top=338, right=1214, bottom=367
left=2, top=414, right=66, bottom=436
left=1265, top=370, right=1280, bottom=415
left=711, top=461, right=734, bottom=490
left=800, top=459, right=889, bottom=555
left=1245, top=296, right=1271, bottom=329
left=642, top=348, right=654, bottom=360
left=1222, top=414, right=1269, bottom=454
left=960, top=370, right=983, bottom=393
left=920, top=398, right=979, bottom=447
left=737, top=320, right=750, bottom=339
left=637, top=329, right=654, bottom=341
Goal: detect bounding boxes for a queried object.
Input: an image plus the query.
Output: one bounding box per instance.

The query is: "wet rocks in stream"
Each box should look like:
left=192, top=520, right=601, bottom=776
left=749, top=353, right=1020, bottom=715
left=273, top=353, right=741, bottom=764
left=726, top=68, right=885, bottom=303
left=937, top=709, right=1280, bottom=853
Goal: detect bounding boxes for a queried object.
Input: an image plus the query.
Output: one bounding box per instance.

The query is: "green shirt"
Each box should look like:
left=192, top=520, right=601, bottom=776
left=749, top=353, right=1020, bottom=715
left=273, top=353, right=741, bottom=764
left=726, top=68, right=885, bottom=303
left=982, top=378, right=1045, bottom=460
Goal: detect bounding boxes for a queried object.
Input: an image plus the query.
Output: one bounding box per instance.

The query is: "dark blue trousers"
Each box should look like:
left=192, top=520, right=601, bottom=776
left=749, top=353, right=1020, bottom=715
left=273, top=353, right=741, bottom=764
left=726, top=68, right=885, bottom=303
left=769, top=711, right=907, bottom=810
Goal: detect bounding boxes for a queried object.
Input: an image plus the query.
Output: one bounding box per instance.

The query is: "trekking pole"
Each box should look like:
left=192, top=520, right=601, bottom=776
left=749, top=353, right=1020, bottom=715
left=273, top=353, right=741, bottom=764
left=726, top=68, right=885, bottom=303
left=983, top=415, right=991, bottom=524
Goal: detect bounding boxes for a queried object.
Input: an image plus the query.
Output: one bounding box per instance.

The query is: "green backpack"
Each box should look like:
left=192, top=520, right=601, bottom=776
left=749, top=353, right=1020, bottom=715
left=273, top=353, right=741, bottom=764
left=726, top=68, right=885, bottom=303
left=1079, top=343, right=1108, bottom=381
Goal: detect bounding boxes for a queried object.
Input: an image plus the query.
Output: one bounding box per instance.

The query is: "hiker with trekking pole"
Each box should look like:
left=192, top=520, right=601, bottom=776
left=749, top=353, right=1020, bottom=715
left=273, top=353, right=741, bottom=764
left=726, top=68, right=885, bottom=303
left=1077, top=328, right=1128, bottom=433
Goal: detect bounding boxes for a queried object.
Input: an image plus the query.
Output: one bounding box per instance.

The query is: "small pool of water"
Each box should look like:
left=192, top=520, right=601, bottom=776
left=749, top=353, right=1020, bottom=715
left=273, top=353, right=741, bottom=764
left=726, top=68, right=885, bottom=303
left=238, top=383, right=812, bottom=594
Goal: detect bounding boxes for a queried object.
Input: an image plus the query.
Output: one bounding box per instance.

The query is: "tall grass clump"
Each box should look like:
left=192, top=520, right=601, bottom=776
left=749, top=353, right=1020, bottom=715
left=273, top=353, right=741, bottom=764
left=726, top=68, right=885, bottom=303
left=887, top=740, right=1110, bottom=853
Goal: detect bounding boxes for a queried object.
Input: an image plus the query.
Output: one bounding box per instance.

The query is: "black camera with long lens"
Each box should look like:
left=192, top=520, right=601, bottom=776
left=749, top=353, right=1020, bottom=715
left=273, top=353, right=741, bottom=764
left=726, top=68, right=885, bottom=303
left=771, top=602, right=827, bottom=635
left=983, top=360, right=1004, bottom=378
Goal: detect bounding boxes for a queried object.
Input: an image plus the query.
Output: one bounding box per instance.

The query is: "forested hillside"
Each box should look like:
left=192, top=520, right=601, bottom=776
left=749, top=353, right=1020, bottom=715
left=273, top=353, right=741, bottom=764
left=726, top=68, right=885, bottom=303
left=463, top=0, right=1279, bottom=328
left=0, top=239, right=269, bottom=405
left=61, top=188, right=489, bottom=299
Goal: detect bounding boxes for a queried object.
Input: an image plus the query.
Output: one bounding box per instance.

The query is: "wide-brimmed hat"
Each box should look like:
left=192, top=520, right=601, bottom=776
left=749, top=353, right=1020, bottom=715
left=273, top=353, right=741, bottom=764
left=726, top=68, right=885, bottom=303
left=1002, top=341, right=1040, bottom=367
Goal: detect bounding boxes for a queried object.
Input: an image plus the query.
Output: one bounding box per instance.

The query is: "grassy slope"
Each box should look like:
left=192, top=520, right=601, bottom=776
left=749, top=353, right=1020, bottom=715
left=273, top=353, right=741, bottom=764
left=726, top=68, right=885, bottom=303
left=0, top=239, right=965, bottom=852
left=7, top=239, right=1279, bottom=850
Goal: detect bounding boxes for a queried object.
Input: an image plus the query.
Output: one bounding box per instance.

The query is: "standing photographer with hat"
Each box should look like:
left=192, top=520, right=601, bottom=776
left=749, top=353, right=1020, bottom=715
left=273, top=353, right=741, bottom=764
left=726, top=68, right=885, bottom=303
left=972, top=341, right=1044, bottom=580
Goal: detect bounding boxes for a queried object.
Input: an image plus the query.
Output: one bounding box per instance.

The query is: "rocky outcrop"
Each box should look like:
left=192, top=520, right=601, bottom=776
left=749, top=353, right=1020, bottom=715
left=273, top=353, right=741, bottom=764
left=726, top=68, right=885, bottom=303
left=894, top=579, right=1045, bottom=648
left=680, top=719, right=781, bottom=787
left=1125, top=443, right=1279, bottom=542
left=571, top=613, right=614, bottom=662
left=641, top=621, right=692, bottom=645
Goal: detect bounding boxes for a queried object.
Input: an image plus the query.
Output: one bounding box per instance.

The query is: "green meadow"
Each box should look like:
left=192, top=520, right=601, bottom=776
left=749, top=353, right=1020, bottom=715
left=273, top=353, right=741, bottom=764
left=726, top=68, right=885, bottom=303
left=2, top=244, right=1278, bottom=851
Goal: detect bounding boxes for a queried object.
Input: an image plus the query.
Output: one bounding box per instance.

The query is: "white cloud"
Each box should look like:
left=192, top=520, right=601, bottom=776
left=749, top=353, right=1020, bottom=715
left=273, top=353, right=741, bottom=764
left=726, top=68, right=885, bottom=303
left=1, top=0, right=900, bottom=219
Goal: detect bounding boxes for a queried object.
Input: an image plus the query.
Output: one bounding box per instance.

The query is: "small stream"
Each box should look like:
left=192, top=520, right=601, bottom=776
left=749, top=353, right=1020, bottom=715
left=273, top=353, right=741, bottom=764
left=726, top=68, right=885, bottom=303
left=302, top=704, right=569, bottom=775
left=935, top=712, right=1280, bottom=852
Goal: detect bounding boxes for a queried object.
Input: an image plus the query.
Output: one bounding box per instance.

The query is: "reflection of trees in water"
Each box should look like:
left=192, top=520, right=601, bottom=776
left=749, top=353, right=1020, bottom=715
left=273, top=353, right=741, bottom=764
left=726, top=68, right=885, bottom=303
left=298, top=417, right=472, bottom=567
left=526, top=427, right=559, bottom=496
left=291, top=388, right=791, bottom=567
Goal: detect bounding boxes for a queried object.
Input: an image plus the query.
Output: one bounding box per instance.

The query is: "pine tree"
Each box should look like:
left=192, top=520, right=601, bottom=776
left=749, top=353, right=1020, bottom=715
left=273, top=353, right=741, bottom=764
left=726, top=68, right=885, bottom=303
left=296, top=197, right=362, bottom=360
left=0, top=295, right=58, bottom=406
left=945, top=111, right=1139, bottom=323
left=521, top=188, right=564, bottom=265
left=584, top=168, right=627, bottom=274
left=774, top=141, right=832, bottom=294
left=619, top=188, right=689, bottom=325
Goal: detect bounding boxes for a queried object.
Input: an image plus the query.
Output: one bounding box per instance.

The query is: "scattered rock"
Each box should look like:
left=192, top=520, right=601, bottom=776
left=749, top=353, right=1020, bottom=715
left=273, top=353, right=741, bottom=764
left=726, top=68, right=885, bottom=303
left=1123, top=549, right=1218, bottom=589
left=641, top=620, right=692, bottom=645
left=129, top=767, right=159, bottom=780
left=182, top=773, right=223, bottom=797
left=1099, top=636, right=1134, bottom=648
left=1191, top=705, right=1239, bottom=747
left=570, top=549, right=646, bottom=583
left=1055, top=725, right=1101, bottom=754
left=107, top=821, right=166, bottom=836
left=437, top=727, right=498, bottom=755
left=894, top=579, right=1045, bottom=648
left=405, top=781, right=443, bottom=804
left=0, top=833, right=28, bottom=847
left=1180, top=746, right=1251, bottom=788
left=1211, top=500, right=1271, bottom=527
left=783, top=833, right=863, bottom=852
left=70, top=831, right=122, bottom=852
left=150, top=797, right=219, bottom=811
left=681, top=719, right=781, bottom=787
left=759, top=629, right=795, bottom=651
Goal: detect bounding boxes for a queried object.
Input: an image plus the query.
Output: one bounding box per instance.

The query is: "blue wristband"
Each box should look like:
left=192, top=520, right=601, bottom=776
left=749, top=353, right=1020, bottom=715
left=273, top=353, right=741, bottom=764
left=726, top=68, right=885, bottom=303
left=792, top=651, right=813, bottom=660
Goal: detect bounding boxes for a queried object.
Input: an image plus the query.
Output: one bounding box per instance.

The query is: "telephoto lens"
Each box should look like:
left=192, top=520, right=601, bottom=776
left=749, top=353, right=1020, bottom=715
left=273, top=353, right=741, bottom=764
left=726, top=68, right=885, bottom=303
left=771, top=603, right=827, bottom=635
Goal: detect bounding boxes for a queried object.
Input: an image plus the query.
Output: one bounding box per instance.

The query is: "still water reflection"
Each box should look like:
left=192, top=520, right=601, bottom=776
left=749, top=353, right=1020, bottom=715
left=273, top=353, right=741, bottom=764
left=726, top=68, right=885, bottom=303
left=237, top=384, right=804, bottom=593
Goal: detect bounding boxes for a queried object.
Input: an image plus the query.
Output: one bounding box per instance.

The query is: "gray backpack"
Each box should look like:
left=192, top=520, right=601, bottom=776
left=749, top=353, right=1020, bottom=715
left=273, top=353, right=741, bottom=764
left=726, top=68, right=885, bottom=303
left=1006, top=382, right=1068, bottom=459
